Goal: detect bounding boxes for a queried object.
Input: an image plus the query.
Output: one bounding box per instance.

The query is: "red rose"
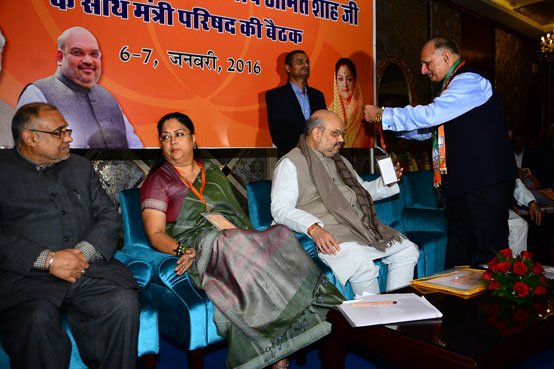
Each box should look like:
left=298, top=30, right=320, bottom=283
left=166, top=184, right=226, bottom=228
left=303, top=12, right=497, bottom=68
left=482, top=272, right=492, bottom=280
left=496, top=262, right=511, bottom=273
left=533, top=285, right=546, bottom=296
left=513, top=262, right=528, bottom=276
left=514, top=282, right=529, bottom=297
left=521, top=251, right=533, bottom=260
left=499, top=248, right=513, bottom=259
left=531, top=262, right=544, bottom=275
left=488, top=280, right=501, bottom=290
left=512, top=307, right=529, bottom=321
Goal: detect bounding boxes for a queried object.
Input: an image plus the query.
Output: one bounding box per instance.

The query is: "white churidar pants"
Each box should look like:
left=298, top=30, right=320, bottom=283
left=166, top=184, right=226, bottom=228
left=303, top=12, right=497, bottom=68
left=508, top=209, right=528, bottom=256
left=318, top=238, right=419, bottom=295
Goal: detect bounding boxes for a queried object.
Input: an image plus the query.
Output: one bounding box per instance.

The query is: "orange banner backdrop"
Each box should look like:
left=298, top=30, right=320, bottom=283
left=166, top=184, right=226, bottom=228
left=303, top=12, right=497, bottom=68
left=0, top=0, right=374, bottom=148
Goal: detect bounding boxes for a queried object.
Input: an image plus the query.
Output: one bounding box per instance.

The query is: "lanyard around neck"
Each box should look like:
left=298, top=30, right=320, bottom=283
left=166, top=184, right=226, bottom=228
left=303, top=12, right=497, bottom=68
left=176, top=161, right=209, bottom=211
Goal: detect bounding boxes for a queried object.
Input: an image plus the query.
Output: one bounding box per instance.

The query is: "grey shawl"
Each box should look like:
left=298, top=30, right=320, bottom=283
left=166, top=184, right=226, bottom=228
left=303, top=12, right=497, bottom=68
left=297, top=134, right=404, bottom=251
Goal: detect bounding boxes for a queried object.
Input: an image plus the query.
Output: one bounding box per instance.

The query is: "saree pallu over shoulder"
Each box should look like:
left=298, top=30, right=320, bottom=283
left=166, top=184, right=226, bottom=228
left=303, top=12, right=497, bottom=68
left=165, top=161, right=344, bottom=368
left=169, top=162, right=252, bottom=247
left=190, top=225, right=344, bottom=369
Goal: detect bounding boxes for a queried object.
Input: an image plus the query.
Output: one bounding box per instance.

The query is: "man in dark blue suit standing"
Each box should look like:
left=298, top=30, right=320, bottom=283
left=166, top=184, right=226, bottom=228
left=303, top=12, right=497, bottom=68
left=265, top=50, right=327, bottom=158
left=0, top=103, right=139, bottom=369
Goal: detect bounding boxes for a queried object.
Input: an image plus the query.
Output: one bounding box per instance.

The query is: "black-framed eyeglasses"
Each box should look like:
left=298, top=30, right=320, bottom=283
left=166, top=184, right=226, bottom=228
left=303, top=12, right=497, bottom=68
left=29, top=128, right=73, bottom=138
left=160, top=130, right=192, bottom=142
left=319, top=127, right=345, bottom=138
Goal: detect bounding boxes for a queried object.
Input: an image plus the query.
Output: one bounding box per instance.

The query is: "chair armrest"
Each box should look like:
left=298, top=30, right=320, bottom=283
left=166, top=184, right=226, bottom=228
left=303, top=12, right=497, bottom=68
left=123, top=246, right=186, bottom=285
left=114, top=250, right=154, bottom=289
left=138, top=249, right=221, bottom=349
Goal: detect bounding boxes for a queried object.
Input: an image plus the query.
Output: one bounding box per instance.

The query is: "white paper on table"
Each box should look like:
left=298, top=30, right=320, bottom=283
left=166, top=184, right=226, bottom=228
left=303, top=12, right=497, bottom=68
left=337, top=293, right=443, bottom=328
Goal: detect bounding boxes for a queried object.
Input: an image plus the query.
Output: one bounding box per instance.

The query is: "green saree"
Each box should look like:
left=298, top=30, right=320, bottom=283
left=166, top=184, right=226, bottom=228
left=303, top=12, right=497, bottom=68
left=168, top=162, right=344, bottom=369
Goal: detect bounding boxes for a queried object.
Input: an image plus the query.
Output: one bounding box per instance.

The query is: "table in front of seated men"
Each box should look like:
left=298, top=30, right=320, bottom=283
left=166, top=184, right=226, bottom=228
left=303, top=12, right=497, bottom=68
left=321, top=285, right=554, bottom=369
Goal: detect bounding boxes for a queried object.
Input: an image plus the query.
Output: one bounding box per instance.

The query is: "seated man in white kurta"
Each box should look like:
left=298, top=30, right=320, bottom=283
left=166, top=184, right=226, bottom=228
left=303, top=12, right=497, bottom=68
left=271, top=110, right=419, bottom=295
left=509, top=178, right=542, bottom=256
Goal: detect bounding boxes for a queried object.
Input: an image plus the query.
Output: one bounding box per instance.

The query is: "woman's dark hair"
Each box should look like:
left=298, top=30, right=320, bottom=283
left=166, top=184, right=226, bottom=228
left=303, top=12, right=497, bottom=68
left=335, top=58, right=357, bottom=81
left=149, top=112, right=196, bottom=175
left=156, top=112, right=195, bottom=136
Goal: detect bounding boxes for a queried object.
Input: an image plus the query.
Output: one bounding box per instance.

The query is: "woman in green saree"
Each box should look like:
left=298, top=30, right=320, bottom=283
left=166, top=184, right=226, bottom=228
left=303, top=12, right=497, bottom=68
left=140, top=112, right=344, bottom=369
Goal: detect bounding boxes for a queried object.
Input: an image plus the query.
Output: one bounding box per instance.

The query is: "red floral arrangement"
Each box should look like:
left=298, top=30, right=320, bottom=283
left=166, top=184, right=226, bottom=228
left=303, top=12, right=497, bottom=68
left=482, top=249, right=548, bottom=303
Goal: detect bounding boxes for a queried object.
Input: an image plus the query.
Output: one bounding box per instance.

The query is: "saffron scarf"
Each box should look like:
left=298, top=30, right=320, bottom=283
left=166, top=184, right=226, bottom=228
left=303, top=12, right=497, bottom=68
left=432, top=58, right=466, bottom=188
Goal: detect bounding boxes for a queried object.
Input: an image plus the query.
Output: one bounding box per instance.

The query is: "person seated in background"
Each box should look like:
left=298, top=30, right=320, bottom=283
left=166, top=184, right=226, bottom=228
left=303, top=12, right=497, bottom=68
left=510, top=127, right=553, bottom=263
left=511, top=127, right=553, bottom=190
left=509, top=178, right=542, bottom=256
left=0, top=103, right=139, bottom=369
left=271, top=110, right=419, bottom=296
left=140, top=112, right=344, bottom=369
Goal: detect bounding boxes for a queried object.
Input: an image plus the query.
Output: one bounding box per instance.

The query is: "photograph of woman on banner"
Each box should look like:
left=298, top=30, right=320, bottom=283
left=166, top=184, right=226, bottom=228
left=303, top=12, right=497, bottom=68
left=328, top=57, right=370, bottom=148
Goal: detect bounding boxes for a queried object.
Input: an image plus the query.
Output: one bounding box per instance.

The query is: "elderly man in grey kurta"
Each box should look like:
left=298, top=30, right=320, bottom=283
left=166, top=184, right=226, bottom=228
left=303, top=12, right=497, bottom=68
left=271, top=110, right=419, bottom=295
left=17, top=26, right=142, bottom=149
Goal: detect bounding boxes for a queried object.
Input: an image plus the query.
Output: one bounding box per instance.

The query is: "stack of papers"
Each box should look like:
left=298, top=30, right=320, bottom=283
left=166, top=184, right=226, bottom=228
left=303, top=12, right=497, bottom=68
left=337, top=293, right=443, bottom=327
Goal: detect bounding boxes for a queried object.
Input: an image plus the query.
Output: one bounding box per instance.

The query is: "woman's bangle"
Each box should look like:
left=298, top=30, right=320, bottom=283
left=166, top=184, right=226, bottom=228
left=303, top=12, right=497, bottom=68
left=307, top=223, right=319, bottom=236
left=174, top=242, right=188, bottom=257
left=47, top=251, right=55, bottom=273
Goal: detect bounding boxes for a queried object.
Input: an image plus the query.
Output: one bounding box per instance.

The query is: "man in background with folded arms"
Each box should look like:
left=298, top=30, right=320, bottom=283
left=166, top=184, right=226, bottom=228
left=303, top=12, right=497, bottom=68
left=0, top=103, right=139, bottom=368
left=271, top=109, right=419, bottom=295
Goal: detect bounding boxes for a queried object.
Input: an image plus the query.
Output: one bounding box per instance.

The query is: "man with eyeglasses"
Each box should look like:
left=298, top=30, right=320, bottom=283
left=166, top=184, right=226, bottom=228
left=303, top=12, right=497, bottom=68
left=265, top=49, right=327, bottom=158
left=17, top=26, right=142, bottom=149
left=364, top=36, right=516, bottom=268
left=0, top=103, right=140, bottom=368
left=271, top=110, right=419, bottom=295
